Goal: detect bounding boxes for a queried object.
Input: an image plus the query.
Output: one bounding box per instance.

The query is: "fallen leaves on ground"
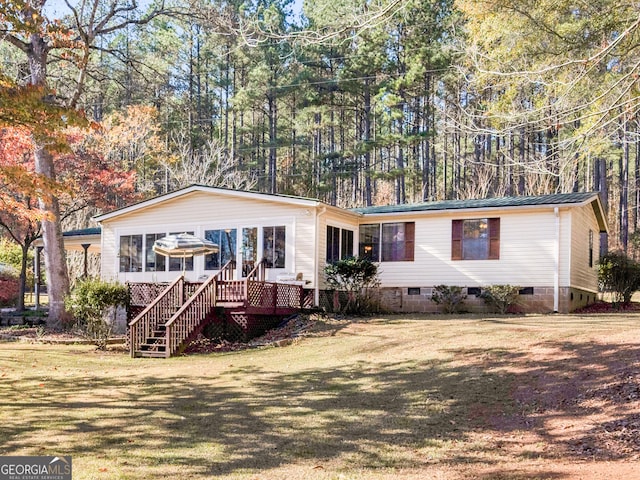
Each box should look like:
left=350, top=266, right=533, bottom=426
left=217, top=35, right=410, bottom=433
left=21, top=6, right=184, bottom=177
left=185, top=315, right=317, bottom=354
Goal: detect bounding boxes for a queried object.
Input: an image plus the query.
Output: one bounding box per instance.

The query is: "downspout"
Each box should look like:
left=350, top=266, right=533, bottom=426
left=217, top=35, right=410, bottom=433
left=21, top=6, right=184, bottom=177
left=554, top=207, right=560, bottom=313
left=314, top=207, right=327, bottom=306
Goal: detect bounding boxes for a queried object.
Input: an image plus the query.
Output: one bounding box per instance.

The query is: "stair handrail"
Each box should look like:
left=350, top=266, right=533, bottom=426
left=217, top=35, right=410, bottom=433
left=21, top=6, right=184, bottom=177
left=245, top=258, right=266, bottom=282
left=219, top=259, right=236, bottom=281
left=165, top=274, right=218, bottom=357
left=164, top=261, right=235, bottom=356
left=129, top=274, right=184, bottom=357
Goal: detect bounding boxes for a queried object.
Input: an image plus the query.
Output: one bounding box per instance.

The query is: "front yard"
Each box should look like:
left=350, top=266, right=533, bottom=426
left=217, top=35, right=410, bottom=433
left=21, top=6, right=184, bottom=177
left=1, top=313, right=639, bottom=479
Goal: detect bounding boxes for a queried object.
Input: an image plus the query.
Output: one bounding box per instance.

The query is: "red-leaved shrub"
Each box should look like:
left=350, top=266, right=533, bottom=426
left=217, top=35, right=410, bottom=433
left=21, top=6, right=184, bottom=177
left=0, top=272, right=19, bottom=307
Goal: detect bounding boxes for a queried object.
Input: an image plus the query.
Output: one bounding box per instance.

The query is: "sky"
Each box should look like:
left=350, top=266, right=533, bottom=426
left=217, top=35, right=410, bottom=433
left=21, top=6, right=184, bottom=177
left=44, top=0, right=305, bottom=19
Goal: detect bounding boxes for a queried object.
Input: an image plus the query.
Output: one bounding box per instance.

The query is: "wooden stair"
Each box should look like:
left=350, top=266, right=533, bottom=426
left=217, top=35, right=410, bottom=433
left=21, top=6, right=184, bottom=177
left=129, top=259, right=304, bottom=358
left=137, top=323, right=168, bottom=357
left=129, top=260, right=239, bottom=358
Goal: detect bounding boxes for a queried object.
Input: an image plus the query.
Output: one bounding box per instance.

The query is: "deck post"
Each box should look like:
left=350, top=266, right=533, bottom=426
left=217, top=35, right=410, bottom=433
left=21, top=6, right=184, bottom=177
left=81, top=243, right=91, bottom=278
left=272, top=283, right=277, bottom=314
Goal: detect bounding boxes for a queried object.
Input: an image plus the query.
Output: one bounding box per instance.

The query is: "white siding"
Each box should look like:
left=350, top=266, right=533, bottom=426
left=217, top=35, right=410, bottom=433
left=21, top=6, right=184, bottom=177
left=363, top=208, right=571, bottom=288
left=569, top=203, right=600, bottom=292
left=100, top=191, right=317, bottom=285
left=101, top=225, right=117, bottom=280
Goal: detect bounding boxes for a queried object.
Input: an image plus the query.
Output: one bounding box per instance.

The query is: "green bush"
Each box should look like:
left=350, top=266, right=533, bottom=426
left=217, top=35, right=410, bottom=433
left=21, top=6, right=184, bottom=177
left=480, top=285, right=521, bottom=314
left=0, top=238, right=34, bottom=290
left=431, top=285, right=467, bottom=314
left=324, top=257, right=380, bottom=314
left=65, top=279, right=130, bottom=349
left=598, top=251, right=640, bottom=306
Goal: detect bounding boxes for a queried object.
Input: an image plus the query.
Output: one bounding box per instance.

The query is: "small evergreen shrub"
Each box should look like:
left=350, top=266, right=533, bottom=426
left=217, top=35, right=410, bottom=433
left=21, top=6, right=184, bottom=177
left=480, top=285, right=520, bottom=314
left=324, top=257, right=381, bottom=314
left=598, top=251, right=640, bottom=307
left=65, top=279, right=130, bottom=349
left=431, top=285, right=467, bottom=314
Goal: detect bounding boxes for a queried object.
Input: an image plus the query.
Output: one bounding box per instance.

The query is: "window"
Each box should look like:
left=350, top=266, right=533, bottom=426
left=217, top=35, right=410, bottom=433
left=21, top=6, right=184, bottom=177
left=204, top=229, right=237, bottom=270
left=145, top=233, right=166, bottom=272
left=327, top=226, right=340, bottom=263
left=467, top=287, right=481, bottom=296
left=326, top=226, right=355, bottom=263
left=381, top=223, right=414, bottom=261
left=263, top=226, right=286, bottom=268
left=589, top=230, right=594, bottom=268
left=359, top=224, right=381, bottom=260
left=242, top=227, right=258, bottom=277
left=451, top=218, right=500, bottom=260
left=169, top=231, right=194, bottom=271
left=119, top=235, right=143, bottom=272
left=341, top=229, right=354, bottom=259
left=358, top=222, right=415, bottom=262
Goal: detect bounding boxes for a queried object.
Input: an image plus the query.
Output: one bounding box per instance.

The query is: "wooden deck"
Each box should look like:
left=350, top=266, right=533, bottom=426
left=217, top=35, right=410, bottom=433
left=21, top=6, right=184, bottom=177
left=127, top=260, right=313, bottom=358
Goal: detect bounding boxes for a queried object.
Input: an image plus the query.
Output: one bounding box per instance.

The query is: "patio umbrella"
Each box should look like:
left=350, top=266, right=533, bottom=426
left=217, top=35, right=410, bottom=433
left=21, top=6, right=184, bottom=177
left=152, top=233, right=219, bottom=272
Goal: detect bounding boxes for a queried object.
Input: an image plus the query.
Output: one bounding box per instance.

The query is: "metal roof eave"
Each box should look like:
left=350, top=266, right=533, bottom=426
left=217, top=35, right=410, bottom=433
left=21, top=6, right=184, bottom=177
left=358, top=193, right=609, bottom=233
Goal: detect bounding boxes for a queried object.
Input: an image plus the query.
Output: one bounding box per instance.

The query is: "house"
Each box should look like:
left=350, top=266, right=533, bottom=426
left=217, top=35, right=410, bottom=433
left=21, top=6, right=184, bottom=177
left=92, top=185, right=607, bottom=315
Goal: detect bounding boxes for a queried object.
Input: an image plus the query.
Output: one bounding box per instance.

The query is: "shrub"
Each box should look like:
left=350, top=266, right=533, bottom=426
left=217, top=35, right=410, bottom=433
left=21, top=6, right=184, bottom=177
left=0, top=239, right=27, bottom=271
left=0, top=270, right=20, bottom=307
left=598, top=251, right=640, bottom=306
left=324, top=257, right=381, bottom=314
left=65, top=279, right=130, bottom=349
left=0, top=238, right=34, bottom=290
left=480, top=285, right=521, bottom=314
left=431, top=285, right=467, bottom=314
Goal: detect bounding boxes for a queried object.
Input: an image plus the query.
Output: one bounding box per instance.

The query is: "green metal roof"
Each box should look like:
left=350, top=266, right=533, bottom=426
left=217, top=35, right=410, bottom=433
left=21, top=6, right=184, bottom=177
left=351, top=192, right=601, bottom=215
left=62, top=227, right=101, bottom=237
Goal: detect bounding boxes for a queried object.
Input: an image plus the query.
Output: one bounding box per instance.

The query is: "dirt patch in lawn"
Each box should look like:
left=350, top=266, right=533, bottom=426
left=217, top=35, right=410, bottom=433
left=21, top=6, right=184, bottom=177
left=443, top=318, right=640, bottom=479
left=481, top=341, right=640, bottom=457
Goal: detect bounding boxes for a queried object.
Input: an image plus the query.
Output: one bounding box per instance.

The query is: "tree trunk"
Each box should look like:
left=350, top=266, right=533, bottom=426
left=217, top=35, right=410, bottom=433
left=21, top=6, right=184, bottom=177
left=34, top=146, right=71, bottom=327
left=268, top=89, right=277, bottom=194
left=363, top=80, right=373, bottom=206
left=596, top=157, right=609, bottom=256
left=620, top=119, right=629, bottom=252
left=16, top=244, right=29, bottom=313
left=26, top=32, right=72, bottom=327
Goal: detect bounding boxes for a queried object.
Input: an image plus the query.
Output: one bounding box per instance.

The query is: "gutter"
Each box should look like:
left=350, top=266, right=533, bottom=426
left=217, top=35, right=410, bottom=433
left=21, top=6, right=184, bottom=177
left=554, top=207, right=560, bottom=312
left=314, top=207, right=327, bottom=306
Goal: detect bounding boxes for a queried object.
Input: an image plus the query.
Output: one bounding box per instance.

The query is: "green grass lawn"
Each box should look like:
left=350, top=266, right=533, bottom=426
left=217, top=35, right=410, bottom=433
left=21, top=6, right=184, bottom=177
left=1, top=313, right=639, bottom=479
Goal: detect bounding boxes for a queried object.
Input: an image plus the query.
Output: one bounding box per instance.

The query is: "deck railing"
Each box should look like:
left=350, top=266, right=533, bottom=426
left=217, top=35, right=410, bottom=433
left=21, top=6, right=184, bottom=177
left=164, top=260, right=237, bottom=357
left=216, top=259, right=266, bottom=304
left=246, top=259, right=266, bottom=282
left=129, top=275, right=184, bottom=357
left=246, top=280, right=303, bottom=312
